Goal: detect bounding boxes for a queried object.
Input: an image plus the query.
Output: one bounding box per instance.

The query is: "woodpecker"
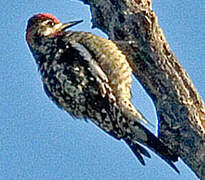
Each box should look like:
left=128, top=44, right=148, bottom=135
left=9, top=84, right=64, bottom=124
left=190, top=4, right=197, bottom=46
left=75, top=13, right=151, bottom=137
left=26, top=13, right=179, bottom=173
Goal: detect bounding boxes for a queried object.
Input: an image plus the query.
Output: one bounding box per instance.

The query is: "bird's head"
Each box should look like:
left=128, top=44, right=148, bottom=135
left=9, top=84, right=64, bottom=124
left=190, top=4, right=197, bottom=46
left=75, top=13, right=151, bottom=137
left=26, top=13, right=83, bottom=45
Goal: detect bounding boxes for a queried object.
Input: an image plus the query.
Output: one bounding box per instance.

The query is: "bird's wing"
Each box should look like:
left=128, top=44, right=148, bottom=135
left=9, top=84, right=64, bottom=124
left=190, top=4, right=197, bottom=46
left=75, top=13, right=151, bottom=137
left=65, top=42, right=124, bottom=138
left=64, top=42, right=179, bottom=173
left=69, top=42, right=115, bottom=99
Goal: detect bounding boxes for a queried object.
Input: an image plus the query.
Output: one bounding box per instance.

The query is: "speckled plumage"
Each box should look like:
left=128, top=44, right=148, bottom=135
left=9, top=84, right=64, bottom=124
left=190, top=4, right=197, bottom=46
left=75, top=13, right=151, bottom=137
left=26, top=13, right=179, bottom=173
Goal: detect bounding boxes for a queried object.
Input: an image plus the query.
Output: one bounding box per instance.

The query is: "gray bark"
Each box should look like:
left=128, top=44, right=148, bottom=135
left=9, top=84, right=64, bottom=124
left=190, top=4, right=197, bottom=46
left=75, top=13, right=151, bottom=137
left=78, top=0, right=205, bottom=179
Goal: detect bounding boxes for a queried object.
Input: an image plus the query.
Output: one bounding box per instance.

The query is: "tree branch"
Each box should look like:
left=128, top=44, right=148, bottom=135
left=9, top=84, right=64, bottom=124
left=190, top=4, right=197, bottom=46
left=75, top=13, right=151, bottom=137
left=78, top=0, right=205, bottom=178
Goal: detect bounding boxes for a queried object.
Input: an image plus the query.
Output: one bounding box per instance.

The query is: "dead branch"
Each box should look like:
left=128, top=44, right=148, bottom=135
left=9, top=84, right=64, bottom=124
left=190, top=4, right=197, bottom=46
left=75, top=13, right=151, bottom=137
left=78, top=0, right=205, bottom=178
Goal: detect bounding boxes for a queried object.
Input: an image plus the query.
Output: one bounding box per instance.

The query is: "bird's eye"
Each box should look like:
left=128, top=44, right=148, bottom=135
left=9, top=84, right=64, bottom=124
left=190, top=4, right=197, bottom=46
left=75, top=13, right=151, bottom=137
left=47, top=21, right=55, bottom=27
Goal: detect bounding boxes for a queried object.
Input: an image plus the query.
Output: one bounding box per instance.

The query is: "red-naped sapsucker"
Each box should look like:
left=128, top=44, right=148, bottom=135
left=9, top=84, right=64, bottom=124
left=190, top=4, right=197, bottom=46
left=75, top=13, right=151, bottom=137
left=25, top=13, right=179, bottom=173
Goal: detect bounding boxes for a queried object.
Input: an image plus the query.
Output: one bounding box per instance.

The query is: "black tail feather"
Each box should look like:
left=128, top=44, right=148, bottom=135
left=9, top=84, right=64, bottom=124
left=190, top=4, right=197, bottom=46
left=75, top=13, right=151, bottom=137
left=125, top=138, right=149, bottom=165
left=125, top=138, right=151, bottom=159
left=123, top=121, right=180, bottom=174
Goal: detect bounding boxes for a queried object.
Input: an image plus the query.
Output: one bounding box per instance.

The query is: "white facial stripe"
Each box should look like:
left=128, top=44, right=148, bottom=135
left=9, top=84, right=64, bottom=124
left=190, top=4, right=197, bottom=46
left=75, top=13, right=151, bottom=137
left=42, top=28, right=54, bottom=36
left=41, top=23, right=63, bottom=36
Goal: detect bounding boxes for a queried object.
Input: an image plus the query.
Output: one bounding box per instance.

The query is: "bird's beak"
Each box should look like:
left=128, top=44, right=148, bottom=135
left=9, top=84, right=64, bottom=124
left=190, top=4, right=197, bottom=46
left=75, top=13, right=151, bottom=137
left=60, top=20, right=83, bottom=31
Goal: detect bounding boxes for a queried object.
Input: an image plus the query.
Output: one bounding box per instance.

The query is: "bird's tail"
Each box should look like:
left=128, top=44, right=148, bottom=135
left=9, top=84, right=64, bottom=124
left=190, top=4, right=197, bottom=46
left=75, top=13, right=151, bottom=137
left=123, top=121, right=179, bottom=173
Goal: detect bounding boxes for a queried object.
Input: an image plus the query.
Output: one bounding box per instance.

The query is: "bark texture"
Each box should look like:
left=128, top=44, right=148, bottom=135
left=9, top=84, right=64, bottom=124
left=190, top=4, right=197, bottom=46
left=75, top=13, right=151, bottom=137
left=78, top=0, right=205, bottom=179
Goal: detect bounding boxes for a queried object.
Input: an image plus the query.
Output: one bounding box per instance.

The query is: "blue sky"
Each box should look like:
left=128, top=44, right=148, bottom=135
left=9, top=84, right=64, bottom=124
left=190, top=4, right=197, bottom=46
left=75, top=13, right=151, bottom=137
left=1, top=0, right=204, bottom=179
